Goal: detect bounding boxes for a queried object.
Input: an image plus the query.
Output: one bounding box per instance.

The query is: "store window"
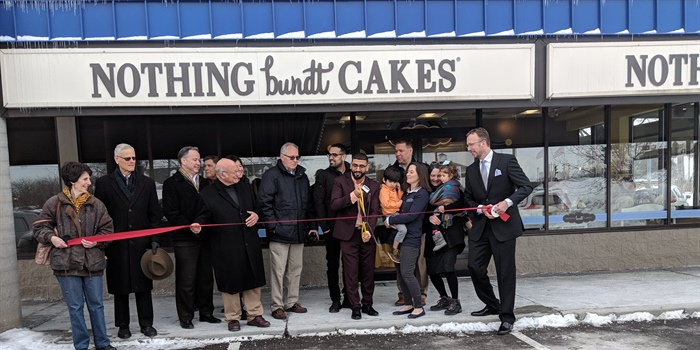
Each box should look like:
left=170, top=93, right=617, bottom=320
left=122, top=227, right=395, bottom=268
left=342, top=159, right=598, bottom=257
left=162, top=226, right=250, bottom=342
left=544, top=106, right=607, bottom=231
left=610, top=104, right=667, bottom=227
left=670, top=102, right=700, bottom=224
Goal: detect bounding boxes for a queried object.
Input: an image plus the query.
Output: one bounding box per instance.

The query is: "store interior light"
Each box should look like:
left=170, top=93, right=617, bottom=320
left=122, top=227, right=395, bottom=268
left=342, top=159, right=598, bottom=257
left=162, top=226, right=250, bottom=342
left=518, top=109, right=541, bottom=115
left=417, top=112, right=445, bottom=119
left=340, top=115, right=366, bottom=121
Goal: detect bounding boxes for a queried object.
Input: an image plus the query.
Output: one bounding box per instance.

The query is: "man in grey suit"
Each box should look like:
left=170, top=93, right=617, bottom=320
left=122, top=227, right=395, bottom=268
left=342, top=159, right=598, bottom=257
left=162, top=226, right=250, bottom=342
left=463, top=127, right=533, bottom=336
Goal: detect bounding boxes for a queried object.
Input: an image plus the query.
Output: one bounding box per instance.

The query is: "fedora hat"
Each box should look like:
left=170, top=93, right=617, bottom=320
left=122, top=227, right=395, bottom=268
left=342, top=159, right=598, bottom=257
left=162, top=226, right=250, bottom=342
left=140, top=248, right=174, bottom=280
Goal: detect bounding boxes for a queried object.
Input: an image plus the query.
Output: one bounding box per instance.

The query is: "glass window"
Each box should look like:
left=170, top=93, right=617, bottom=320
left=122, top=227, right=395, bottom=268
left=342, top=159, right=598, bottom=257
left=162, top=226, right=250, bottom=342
left=610, top=104, right=667, bottom=227
left=671, top=102, right=700, bottom=224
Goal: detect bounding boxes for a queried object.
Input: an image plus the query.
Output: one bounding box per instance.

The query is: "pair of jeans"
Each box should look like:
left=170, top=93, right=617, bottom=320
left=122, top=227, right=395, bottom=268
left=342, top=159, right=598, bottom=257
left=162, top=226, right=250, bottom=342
left=56, top=275, right=110, bottom=350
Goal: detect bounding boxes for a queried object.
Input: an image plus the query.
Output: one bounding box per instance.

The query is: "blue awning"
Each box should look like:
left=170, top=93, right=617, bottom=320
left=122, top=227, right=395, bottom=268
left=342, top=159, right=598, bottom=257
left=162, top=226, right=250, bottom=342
left=1, top=0, right=699, bottom=42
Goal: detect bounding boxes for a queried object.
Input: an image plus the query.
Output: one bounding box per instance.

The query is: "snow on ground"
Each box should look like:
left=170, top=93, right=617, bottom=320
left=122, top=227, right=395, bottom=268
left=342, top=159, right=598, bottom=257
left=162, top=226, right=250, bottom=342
left=1, top=310, right=697, bottom=350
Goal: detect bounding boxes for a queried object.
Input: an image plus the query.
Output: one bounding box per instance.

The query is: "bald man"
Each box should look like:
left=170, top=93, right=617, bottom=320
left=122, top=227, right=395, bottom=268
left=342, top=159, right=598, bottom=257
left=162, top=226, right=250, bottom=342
left=191, top=159, right=269, bottom=332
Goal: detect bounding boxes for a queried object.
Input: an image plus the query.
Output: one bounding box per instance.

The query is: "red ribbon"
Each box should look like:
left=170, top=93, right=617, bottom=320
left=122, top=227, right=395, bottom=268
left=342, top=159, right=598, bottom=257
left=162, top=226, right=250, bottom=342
left=66, top=205, right=509, bottom=246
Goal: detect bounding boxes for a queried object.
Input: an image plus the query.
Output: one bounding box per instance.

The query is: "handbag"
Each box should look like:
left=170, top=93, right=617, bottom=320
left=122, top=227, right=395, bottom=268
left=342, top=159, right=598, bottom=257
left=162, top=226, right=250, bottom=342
left=33, top=200, right=60, bottom=266
left=34, top=241, right=53, bottom=266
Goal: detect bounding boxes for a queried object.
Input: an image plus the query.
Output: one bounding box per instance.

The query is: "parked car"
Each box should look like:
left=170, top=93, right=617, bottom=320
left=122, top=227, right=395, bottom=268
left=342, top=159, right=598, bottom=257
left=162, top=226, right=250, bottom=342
left=634, top=185, right=688, bottom=209
left=14, top=210, right=39, bottom=251
left=519, top=187, right=572, bottom=214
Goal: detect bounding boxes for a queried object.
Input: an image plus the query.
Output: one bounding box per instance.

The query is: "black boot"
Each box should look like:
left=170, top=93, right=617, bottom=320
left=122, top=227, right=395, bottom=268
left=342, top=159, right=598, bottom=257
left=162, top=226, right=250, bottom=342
left=444, top=298, right=462, bottom=315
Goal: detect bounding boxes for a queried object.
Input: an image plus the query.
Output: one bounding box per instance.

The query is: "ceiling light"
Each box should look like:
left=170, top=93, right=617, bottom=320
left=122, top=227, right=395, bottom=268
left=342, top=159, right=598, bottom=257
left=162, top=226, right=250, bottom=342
left=417, top=112, right=445, bottom=119
left=340, top=115, right=366, bottom=121
left=518, top=109, right=541, bottom=115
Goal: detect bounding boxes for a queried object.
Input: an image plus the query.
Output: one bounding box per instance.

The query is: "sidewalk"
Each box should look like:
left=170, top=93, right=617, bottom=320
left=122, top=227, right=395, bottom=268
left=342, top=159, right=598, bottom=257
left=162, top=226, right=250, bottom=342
left=18, top=267, right=700, bottom=346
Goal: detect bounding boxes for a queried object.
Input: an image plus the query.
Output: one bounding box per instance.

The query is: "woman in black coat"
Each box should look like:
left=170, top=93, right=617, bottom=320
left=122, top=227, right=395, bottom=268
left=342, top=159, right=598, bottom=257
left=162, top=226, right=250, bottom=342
left=424, top=162, right=467, bottom=316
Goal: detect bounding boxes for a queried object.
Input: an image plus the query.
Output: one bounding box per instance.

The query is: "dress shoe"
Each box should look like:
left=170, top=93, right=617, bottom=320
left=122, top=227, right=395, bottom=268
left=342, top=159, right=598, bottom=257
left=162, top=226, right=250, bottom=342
left=96, top=345, right=116, bottom=350
left=271, top=308, right=287, bottom=320
left=247, top=316, right=271, bottom=328
left=351, top=307, right=362, bottom=320
left=407, top=309, right=426, bottom=319
left=140, top=326, right=157, bottom=337
left=117, top=326, right=131, bottom=339
left=199, top=315, right=222, bottom=323
left=361, top=305, right=379, bottom=316
left=394, top=293, right=405, bottom=306
left=392, top=308, right=414, bottom=315
left=227, top=320, right=241, bottom=332
left=470, top=306, right=500, bottom=317
left=497, top=321, right=513, bottom=335
left=285, top=303, right=308, bottom=313
left=329, top=300, right=341, bottom=313
left=179, top=320, right=194, bottom=329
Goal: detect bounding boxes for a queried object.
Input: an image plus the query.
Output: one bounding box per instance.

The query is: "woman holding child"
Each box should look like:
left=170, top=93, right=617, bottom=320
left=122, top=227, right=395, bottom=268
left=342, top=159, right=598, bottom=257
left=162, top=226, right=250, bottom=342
left=424, top=161, right=467, bottom=315
left=385, top=162, right=431, bottom=319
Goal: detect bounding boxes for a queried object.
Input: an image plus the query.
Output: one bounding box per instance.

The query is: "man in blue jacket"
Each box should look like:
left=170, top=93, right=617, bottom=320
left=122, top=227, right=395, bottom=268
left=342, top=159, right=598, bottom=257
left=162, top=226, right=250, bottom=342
left=258, top=142, right=318, bottom=320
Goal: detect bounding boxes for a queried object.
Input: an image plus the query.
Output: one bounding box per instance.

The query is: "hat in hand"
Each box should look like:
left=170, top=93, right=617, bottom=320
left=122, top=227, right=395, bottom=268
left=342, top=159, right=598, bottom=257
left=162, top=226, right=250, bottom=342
left=140, top=248, right=174, bottom=280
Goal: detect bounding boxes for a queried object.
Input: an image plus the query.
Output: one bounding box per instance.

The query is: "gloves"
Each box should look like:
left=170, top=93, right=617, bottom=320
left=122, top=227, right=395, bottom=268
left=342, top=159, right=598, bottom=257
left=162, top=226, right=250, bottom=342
left=151, top=241, right=160, bottom=254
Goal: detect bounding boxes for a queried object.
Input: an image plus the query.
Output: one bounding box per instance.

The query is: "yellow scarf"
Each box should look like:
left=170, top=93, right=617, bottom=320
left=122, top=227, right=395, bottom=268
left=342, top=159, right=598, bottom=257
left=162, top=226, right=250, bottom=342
left=62, top=187, right=90, bottom=213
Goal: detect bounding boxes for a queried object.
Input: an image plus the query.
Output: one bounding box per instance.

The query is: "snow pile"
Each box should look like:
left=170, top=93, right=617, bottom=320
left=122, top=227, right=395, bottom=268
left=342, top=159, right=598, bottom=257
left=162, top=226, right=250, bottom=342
left=581, top=313, right=616, bottom=326
left=1, top=310, right=699, bottom=349
left=616, top=312, right=655, bottom=323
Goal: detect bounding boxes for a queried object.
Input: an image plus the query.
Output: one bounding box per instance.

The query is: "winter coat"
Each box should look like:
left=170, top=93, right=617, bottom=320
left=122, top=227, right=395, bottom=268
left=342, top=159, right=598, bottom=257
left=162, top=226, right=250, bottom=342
left=94, top=171, right=162, bottom=294
left=162, top=170, right=201, bottom=244
left=313, top=162, right=350, bottom=233
left=387, top=187, right=430, bottom=249
left=194, top=180, right=266, bottom=294
left=257, top=160, right=312, bottom=244
left=424, top=188, right=467, bottom=257
left=33, top=192, right=113, bottom=276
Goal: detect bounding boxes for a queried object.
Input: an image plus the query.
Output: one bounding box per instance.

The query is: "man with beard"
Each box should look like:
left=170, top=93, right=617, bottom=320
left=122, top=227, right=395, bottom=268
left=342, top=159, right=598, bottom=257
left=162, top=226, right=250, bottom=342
left=190, top=158, right=270, bottom=332
left=313, top=143, right=350, bottom=313
left=94, top=143, right=161, bottom=339
left=330, top=153, right=381, bottom=320
left=387, top=139, right=429, bottom=307
left=463, top=127, right=532, bottom=335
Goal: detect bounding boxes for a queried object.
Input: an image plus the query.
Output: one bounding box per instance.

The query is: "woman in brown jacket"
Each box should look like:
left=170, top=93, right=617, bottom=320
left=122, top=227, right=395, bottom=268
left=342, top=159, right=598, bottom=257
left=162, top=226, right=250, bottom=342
left=33, top=162, right=116, bottom=350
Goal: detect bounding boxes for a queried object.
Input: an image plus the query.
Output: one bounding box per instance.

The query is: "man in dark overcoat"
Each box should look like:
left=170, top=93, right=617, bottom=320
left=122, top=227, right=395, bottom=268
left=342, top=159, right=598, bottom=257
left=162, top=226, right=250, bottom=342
left=330, top=153, right=381, bottom=320
left=94, top=143, right=162, bottom=339
left=190, top=158, right=270, bottom=332
left=162, top=146, right=220, bottom=329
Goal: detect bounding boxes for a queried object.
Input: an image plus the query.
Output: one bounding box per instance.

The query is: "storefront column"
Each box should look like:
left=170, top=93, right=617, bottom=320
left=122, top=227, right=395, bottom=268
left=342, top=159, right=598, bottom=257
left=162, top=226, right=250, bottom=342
left=56, top=116, right=79, bottom=165
left=0, top=116, right=22, bottom=332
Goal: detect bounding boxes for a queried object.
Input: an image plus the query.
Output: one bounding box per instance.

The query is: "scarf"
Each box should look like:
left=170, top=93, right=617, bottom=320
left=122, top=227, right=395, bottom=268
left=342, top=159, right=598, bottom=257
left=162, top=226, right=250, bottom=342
left=62, top=187, right=90, bottom=213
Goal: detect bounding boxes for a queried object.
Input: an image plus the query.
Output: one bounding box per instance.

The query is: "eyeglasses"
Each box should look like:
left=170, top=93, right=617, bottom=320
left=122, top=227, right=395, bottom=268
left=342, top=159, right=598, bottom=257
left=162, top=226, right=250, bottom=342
left=117, top=156, right=136, bottom=161
left=351, top=164, right=367, bottom=169
left=328, top=153, right=344, bottom=158
left=466, top=139, right=484, bottom=147
left=282, top=154, right=301, bottom=161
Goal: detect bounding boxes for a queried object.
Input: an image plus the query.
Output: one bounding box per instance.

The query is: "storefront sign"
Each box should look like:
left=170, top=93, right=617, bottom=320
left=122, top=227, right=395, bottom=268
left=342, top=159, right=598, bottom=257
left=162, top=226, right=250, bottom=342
left=0, top=45, right=535, bottom=108
left=547, top=41, right=700, bottom=98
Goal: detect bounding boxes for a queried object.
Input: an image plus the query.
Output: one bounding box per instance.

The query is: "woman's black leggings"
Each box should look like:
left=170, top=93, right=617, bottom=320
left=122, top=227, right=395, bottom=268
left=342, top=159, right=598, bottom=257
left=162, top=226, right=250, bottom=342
left=429, top=272, right=459, bottom=299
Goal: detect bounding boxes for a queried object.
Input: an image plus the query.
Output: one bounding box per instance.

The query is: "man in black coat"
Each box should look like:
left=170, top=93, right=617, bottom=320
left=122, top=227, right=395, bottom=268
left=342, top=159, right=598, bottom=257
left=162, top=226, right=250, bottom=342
left=463, top=128, right=533, bottom=336
left=190, top=158, right=270, bottom=332
left=258, top=142, right=318, bottom=320
left=162, top=146, right=220, bottom=329
left=313, top=143, right=350, bottom=313
left=94, top=143, right=162, bottom=339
